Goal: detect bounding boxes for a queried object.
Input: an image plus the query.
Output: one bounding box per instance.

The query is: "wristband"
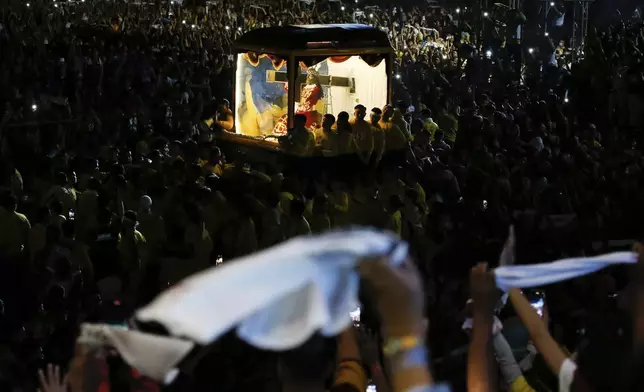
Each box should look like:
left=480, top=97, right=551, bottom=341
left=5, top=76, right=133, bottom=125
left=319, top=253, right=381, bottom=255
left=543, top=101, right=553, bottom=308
left=397, top=345, right=428, bottom=370
left=383, top=334, right=422, bottom=356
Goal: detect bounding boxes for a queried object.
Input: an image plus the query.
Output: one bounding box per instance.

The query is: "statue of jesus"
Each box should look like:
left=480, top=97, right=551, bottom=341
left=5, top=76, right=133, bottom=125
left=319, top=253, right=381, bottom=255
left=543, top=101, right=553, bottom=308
left=296, top=69, right=324, bottom=128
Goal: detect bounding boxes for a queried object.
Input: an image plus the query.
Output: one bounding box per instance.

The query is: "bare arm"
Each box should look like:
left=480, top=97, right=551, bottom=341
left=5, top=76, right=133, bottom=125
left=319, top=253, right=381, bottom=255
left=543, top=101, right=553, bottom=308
left=467, top=263, right=498, bottom=392
left=508, top=288, right=568, bottom=375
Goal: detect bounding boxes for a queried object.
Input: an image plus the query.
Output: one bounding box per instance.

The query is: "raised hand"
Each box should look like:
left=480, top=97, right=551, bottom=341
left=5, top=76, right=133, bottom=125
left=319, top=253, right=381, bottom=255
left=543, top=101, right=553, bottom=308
left=357, top=327, right=381, bottom=366
left=357, top=257, right=424, bottom=338
left=470, top=263, right=498, bottom=314
left=38, top=364, right=68, bottom=392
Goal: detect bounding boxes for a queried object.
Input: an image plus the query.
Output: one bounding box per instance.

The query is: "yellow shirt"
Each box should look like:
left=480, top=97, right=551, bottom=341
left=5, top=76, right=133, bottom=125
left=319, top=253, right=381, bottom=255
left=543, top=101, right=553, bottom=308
left=349, top=120, right=374, bottom=162
left=386, top=210, right=402, bottom=237
left=117, top=230, right=147, bottom=270
left=371, top=124, right=386, bottom=161
left=314, top=128, right=338, bottom=154
left=380, top=120, right=408, bottom=151
left=0, top=209, right=31, bottom=257
left=423, top=119, right=440, bottom=140
left=437, top=112, right=458, bottom=142
left=509, top=376, right=537, bottom=392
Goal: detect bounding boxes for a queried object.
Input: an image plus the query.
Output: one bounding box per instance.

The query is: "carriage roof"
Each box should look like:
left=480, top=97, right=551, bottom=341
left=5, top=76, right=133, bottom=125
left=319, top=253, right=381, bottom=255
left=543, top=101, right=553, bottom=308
left=233, top=24, right=393, bottom=55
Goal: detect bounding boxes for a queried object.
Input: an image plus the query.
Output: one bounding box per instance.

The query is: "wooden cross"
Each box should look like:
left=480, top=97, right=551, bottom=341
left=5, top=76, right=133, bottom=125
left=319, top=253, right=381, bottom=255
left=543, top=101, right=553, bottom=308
left=266, top=70, right=356, bottom=95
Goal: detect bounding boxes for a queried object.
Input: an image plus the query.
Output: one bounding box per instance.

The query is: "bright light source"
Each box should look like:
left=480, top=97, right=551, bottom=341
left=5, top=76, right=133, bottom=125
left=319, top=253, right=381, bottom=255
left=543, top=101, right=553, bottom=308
left=31, top=104, right=37, bottom=112
left=456, top=8, right=460, bottom=13
left=225, top=25, right=230, bottom=30
left=442, top=54, right=447, bottom=59
left=483, top=11, right=489, bottom=17
left=182, top=20, right=186, bottom=24
left=26, top=2, right=30, bottom=6
left=528, top=47, right=534, bottom=54
left=545, top=32, right=549, bottom=36
left=369, top=13, right=374, bottom=18
left=237, top=26, right=242, bottom=31
left=54, top=3, right=58, bottom=7
left=485, top=50, right=493, bottom=58
left=191, top=24, right=196, bottom=29
left=395, top=73, right=401, bottom=79
left=564, top=97, right=569, bottom=103
left=341, top=5, right=345, bottom=10
left=354, top=0, right=358, bottom=3
left=550, top=1, right=555, bottom=6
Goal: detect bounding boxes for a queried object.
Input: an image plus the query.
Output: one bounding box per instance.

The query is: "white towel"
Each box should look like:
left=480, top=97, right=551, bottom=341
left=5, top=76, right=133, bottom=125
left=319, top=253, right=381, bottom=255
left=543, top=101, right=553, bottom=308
left=78, top=323, right=194, bottom=384
left=494, top=251, right=637, bottom=291
left=136, top=228, right=407, bottom=350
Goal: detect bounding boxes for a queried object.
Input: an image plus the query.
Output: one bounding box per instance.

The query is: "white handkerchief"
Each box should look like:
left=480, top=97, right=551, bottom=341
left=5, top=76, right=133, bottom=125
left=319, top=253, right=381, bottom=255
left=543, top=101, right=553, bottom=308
left=137, top=228, right=406, bottom=350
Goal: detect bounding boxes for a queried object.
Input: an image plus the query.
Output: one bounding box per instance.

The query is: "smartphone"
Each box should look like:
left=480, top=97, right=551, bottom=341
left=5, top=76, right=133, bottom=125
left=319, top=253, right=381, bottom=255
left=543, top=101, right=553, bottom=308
left=528, top=291, right=546, bottom=317
left=530, top=298, right=544, bottom=316
left=350, top=306, right=361, bottom=324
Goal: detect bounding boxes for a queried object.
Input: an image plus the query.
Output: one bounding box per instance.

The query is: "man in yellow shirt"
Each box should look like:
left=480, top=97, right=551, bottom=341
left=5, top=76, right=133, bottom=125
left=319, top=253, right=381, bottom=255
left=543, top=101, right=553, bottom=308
left=419, top=108, right=439, bottom=140
left=314, top=114, right=337, bottom=155
left=334, top=112, right=353, bottom=156
left=436, top=103, right=459, bottom=143
left=279, top=114, right=315, bottom=156
left=380, top=105, right=408, bottom=164
left=349, top=105, right=374, bottom=166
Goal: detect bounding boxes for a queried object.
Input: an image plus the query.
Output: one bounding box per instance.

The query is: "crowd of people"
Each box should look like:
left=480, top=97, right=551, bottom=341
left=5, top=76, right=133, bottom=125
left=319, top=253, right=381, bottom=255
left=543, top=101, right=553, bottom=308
left=0, top=0, right=644, bottom=390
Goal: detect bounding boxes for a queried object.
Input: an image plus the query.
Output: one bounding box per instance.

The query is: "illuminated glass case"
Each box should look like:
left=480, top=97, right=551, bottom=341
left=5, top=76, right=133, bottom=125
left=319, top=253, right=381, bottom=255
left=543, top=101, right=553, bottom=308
left=232, top=24, right=393, bottom=142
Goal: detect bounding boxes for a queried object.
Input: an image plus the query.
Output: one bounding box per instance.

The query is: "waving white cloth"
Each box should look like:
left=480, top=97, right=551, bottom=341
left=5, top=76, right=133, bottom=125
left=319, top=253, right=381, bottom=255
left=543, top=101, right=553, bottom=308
left=78, top=323, right=194, bottom=383
left=493, top=226, right=637, bottom=290
left=495, top=251, right=637, bottom=290
left=136, top=228, right=407, bottom=350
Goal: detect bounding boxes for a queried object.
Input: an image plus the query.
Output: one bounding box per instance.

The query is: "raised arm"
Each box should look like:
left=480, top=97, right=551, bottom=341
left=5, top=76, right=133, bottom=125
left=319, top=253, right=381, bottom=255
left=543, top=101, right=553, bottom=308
left=358, top=258, right=435, bottom=392
left=508, top=289, right=568, bottom=375
left=467, top=263, right=498, bottom=392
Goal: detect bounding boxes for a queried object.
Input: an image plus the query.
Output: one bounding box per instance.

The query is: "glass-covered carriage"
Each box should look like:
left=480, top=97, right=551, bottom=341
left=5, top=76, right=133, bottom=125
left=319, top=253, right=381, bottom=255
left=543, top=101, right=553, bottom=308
left=219, top=24, right=394, bottom=153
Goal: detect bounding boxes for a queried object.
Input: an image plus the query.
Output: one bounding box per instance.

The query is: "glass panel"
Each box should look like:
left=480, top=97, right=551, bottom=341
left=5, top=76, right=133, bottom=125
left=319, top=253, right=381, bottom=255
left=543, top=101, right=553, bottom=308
left=295, top=56, right=388, bottom=129
left=235, top=53, right=289, bottom=138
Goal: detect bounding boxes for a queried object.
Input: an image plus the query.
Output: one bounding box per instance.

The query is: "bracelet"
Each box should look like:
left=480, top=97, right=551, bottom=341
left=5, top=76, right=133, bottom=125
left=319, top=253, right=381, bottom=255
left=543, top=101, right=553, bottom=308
left=382, top=334, right=422, bottom=356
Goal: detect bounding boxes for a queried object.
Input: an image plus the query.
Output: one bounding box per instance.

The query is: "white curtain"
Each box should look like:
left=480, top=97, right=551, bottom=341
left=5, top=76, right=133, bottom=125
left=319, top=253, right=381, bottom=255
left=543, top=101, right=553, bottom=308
left=325, top=56, right=387, bottom=116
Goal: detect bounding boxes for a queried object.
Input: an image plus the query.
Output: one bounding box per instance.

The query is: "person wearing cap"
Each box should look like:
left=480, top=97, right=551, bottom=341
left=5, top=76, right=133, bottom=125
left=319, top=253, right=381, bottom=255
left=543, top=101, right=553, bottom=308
left=349, top=104, right=374, bottom=166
